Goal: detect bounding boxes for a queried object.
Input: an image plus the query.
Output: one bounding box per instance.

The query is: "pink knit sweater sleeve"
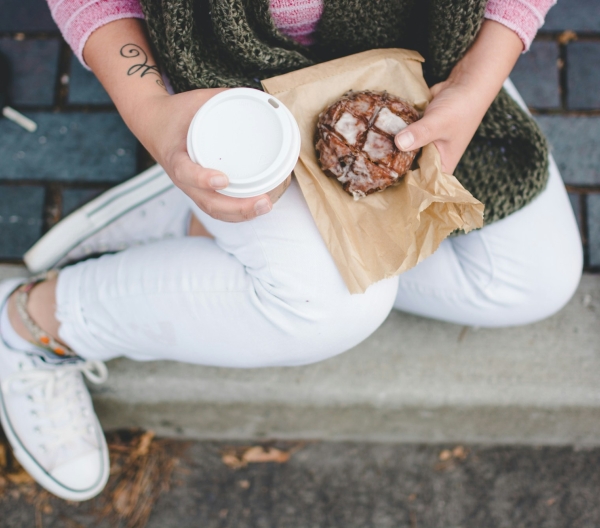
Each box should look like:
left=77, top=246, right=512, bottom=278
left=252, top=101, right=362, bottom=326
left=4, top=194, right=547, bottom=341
left=484, top=0, right=557, bottom=50
left=47, top=0, right=145, bottom=68
left=49, top=0, right=557, bottom=72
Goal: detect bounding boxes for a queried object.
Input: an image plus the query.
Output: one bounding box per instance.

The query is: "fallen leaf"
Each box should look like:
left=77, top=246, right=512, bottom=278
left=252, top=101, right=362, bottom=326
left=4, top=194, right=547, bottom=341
left=408, top=493, right=417, bottom=502
left=452, top=446, right=467, bottom=460
left=243, top=446, right=291, bottom=464
left=238, top=480, right=251, bottom=489
left=221, top=444, right=302, bottom=468
left=438, top=449, right=452, bottom=461
left=558, top=30, right=577, bottom=45
left=222, top=453, right=245, bottom=469
left=547, top=497, right=556, bottom=506
left=219, top=509, right=229, bottom=519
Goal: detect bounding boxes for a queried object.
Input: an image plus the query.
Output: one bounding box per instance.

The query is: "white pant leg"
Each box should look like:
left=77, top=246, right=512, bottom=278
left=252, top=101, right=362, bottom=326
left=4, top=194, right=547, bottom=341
left=393, top=157, right=583, bottom=326
left=394, top=79, right=582, bottom=327
left=393, top=77, right=582, bottom=327
left=56, top=179, right=398, bottom=367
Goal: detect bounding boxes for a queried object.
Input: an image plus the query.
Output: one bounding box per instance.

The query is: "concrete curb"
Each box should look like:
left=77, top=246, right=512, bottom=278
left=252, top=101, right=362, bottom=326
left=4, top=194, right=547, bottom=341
left=2, top=265, right=599, bottom=445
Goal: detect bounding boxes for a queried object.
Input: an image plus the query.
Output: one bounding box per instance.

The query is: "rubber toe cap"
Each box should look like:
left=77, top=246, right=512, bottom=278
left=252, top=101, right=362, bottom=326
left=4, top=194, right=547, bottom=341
left=50, top=450, right=108, bottom=499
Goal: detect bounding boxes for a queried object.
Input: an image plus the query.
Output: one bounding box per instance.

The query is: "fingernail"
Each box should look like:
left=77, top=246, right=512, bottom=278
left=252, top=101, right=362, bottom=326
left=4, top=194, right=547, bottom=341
left=396, top=132, right=414, bottom=150
left=210, top=175, right=228, bottom=189
left=254, top=198, right=271, bottom=216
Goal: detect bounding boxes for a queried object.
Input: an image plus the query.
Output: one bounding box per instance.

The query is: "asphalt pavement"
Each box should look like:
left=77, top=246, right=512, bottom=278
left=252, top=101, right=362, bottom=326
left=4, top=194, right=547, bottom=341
left=2, top=438, right=600, bottom=528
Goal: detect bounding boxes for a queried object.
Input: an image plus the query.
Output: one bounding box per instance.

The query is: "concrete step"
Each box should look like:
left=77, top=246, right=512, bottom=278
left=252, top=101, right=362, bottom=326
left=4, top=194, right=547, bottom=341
left=2, top=265, right=599, bottom=445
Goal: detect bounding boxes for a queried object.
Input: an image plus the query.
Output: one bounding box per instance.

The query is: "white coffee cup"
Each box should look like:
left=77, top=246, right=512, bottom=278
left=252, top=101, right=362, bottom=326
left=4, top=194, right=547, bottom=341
left=187, top=88, right=301, bottom=199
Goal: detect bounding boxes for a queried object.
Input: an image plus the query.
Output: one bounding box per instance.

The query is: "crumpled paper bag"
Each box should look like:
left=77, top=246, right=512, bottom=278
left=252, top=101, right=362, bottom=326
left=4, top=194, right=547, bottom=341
left=262, top=49, right=484, bottom=294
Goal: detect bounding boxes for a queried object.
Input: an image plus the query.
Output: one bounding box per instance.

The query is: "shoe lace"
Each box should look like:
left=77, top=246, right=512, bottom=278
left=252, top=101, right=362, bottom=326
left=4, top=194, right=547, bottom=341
left=4, top=361, right=108, bottom=453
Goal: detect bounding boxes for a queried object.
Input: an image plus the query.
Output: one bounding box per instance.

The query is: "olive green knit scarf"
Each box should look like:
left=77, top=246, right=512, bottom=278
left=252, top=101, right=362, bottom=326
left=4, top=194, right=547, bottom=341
left=140, top=0, right=549, bottom=226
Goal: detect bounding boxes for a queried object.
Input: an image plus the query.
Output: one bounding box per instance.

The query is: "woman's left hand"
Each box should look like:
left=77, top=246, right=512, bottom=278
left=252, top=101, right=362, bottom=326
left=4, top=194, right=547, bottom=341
left=394, top=78, right=487, bottom=174
left=394, top=19, right=524, bottom=174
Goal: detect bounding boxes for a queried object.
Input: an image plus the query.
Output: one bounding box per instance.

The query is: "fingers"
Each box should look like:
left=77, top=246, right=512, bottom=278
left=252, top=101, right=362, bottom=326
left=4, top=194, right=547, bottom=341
left=178, top=173, right=273, bottom=222
left=395, top=114, right=440, bottom=152
left=169, top=149, right=274, bottom=222
left=395, top=81, right=451, bottom=152
left=186, top=189, right=272, bottom=222
left=171, top=151, right=229, bottom=191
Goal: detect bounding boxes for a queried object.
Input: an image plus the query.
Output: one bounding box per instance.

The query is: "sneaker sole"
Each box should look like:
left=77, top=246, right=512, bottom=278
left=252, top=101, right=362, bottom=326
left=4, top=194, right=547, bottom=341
left=24, top=164, right=174, bottom=274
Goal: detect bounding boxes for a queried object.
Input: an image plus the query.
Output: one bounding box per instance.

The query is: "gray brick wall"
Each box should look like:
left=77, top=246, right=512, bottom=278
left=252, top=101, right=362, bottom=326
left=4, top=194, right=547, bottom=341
left=511, top=41, right=560, bottom=109
left=1, top=113, right=137, bottom=182
left=0, top=185, right=45, bottom=260
left=0, top=20, right=144, bottom=259
left=567, top=42, right=600, bottom=110
left=510, top=0, right=600, bottom=272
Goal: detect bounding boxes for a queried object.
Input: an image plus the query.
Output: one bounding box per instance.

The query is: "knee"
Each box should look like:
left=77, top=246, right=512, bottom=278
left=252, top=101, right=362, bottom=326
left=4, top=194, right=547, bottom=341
left=529, top=246, right=583, bottom=322
left=273, top=275, right=399, bottom=366
left=496, top=238, right=583, bottom=326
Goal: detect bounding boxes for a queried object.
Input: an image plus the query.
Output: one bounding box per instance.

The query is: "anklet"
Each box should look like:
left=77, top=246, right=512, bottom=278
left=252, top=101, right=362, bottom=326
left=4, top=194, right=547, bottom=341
left=15, top=271, right=78, bottom=358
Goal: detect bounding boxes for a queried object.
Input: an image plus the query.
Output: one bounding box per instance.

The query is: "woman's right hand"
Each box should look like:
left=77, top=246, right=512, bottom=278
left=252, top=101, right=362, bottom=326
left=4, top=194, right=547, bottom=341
left=83, top=19, right=273, bottom=223
left=134, top=89, right=274, bottom=222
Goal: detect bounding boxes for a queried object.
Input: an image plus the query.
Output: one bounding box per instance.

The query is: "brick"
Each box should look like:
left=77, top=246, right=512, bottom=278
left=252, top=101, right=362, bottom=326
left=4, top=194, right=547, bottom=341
left=0, top=113, right=138, bottom=183
left=511, top=41, right=560, bottom=109
left=62, top=188, right=106, bottom=216
left=0, top=0, right=58, bottom=32
left=535, top=116, right=600, bottom=186
left=0, top=38, right=60, bottom=107
left=568, top=193, right=582, bottom=233
left=0, top=185, right=45, bottom=259
left=542, top=0, right=600, bottom=32
left=566, top=42, right=600, bottom=110
left=588, top=194, right=600, bottom=267
left=67, top=54, right=112, bottom=105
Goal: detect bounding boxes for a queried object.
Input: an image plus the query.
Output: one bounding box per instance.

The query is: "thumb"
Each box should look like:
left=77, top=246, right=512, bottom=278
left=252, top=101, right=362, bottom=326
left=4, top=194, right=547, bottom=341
left=395, top=115, right=438, bottom=152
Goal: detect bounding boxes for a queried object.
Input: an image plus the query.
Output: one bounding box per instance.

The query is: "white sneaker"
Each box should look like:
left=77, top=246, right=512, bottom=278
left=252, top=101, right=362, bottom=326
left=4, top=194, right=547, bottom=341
left=24, top=165, right=191, bottom=273
left=0, top=279, right=110, bottom=501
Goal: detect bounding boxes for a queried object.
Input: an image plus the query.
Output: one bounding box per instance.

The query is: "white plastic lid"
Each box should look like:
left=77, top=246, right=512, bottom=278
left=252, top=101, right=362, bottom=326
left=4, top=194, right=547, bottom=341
left=187, top=88, right=301, bottom=198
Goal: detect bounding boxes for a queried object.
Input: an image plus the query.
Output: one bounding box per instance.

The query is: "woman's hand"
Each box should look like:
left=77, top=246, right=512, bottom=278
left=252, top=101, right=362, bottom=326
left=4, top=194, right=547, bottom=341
left=83, top=19, right=273, bottom=222
left=135, top=89, right=273, bottom=222
left=395, top=19, right=524, bottom=174
left=394, top=79, right=485, bottom=174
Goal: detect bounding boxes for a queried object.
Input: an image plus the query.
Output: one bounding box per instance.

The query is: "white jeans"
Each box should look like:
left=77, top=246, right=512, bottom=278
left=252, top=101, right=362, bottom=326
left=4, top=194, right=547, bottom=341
left=55, top=83, right=583, bottom=368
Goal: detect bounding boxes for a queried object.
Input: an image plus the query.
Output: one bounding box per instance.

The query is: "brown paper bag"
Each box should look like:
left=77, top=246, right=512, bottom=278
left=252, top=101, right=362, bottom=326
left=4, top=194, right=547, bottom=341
left=262, top=49, right=484, bottom=294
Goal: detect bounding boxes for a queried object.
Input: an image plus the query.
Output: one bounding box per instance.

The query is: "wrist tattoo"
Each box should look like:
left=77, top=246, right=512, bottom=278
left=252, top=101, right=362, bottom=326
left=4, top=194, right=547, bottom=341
left=120, top=43, right=165, bottom=88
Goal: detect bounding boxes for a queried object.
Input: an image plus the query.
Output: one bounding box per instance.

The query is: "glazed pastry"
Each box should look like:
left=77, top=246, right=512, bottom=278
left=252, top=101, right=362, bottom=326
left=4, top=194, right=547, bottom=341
left=315, top=90, right=420, bottom=199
